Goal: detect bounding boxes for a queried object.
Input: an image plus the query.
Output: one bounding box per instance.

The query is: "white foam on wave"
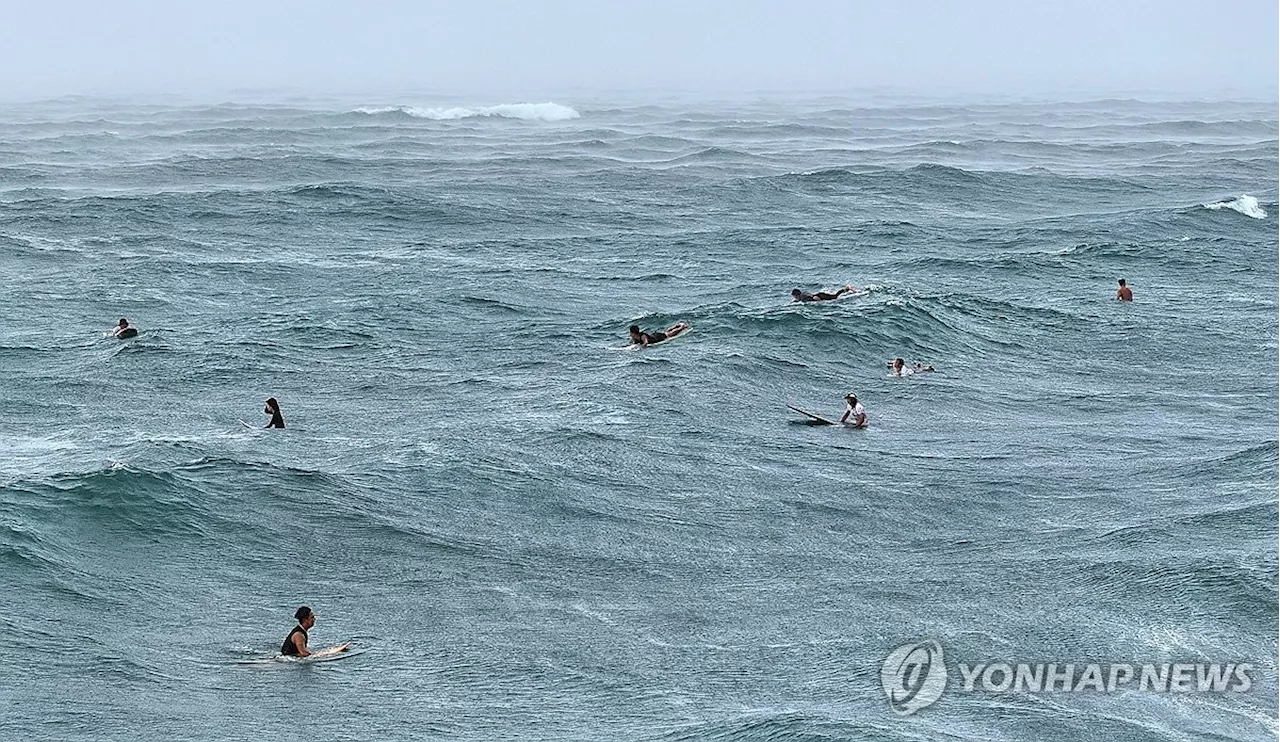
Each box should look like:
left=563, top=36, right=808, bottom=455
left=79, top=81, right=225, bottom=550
left=353, top=102, right=579, bottom=122
left=1204, top=194, right=1267, bottom=219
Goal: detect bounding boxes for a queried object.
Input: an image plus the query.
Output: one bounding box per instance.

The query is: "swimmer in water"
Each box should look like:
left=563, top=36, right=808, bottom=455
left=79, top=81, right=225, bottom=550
left=628, top=323, right=689, bottom=347
left=839, top=393, right=867, bottom=428
left=790, top=285, right=857, bottom=303
left=888, top=358, right=934, bottom=376
left=1116, top=278, right=1133, bottom=301
left=112, top=318, right=138, bottom=339
left=264, top=398, right=285, bottom=429
left=280, top=606, right=348, bottom=658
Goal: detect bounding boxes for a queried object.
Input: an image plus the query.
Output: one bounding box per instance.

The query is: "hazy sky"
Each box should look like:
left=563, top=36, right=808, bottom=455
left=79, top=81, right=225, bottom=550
left=2, top=0, right=1276, bottom=100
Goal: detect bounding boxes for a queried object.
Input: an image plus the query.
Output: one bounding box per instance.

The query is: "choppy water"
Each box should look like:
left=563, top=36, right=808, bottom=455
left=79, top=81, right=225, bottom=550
left=1, top=94, right=1276, bottom=741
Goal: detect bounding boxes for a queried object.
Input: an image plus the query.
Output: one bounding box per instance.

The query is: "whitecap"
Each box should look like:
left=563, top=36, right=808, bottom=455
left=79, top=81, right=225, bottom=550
left=353, top=102, right=579, bottom=122
left=1204, top=194, right=1267, bottom=219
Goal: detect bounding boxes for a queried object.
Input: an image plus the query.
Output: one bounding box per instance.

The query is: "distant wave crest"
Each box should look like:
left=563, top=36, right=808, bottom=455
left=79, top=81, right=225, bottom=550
left=1204, top=194, right=1267, bottom=219
left=354, top=102, right=579, bottom=121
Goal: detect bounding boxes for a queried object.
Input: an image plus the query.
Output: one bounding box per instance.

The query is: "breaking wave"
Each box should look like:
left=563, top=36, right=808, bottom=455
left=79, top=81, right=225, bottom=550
left=1204, top=193, right=1268, bottom=219
left=353, top=102, right=580, bottom=121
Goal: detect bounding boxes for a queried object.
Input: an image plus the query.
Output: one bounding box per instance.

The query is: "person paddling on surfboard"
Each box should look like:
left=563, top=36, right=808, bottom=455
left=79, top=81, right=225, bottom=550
left=839, top=393, right=868, bottom=428
left=264, top=398, right=285, bottom=429
left=281, top=606, right=348, bottom=658
left=791, top=285, right=857, bottom=303
left=628, top=323, right=689, bottom=347
left=889, top=358, right=934, bottom=376
left=112, top=318, right=138, bottom=339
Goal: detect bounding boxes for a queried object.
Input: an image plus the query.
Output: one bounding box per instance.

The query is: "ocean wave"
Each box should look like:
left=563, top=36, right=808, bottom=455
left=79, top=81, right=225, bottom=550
left=1071, top=558, right=1277, bottom=619
left=657, top=146, right=765, bottom=166
left=4, top=466, right=222, bottom=538
left=1155, top=441, right=1280, bottom=483
left=635, top=290, right=1066, bottom=357
left=1204, top=194, right=1268, bottom=219
left=352, top=102, right=579, bottom=122
left=659, top=712, right=858, bottom=742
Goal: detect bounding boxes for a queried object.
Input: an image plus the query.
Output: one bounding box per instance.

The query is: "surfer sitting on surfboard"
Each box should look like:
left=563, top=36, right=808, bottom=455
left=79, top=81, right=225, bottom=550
left=111, top=318, right=138, bottom=339
left=281, top=606, right=348, bottom=658
left=264, top=398, right=285, bottom=429
left=628, top=323, right=689, bottom=347
left=790, top=285, right=857, bottom=303
left=839, top=393, right=868, bottom=428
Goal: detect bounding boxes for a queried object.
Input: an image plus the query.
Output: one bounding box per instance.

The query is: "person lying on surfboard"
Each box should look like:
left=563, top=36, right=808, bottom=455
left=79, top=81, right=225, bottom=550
left=889, top=358, right=935, bottom=376
left=790, top=285, right=857, bottom=303
left=839, top=393, right=868, bottom=428
left=628, top=323, right=689, bottom=347
left=281, top=605, right=349, bottom=658
left=111, top=318, right=138, bottom=339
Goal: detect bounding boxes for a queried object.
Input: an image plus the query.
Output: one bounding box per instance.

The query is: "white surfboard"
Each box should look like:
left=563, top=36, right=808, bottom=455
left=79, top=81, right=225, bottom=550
left=786, top=404, right=840, bottom=426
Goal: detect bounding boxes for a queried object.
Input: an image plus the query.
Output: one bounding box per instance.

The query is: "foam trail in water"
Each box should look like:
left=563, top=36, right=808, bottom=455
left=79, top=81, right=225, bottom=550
left=1204, top=194, right=1267, bottom=219
left=354, top=102, right=579, bottom=121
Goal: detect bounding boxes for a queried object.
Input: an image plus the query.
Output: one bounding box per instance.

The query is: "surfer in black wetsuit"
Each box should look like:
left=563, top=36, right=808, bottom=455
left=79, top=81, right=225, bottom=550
left=628, top=323, right=689, bottom=347
left=281, top=606, right=315, bottom=656
left=281, top=606, right=348, bottom=658
left=264, top=398, right=285, bottom=429
left=790, top=285, right=857, bottom=303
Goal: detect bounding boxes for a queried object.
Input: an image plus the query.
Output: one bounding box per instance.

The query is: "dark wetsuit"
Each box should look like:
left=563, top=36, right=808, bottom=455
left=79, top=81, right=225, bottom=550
left=643, top=331, right=668, bottom=344
left=795, top=290, right=840, bottom=302
left=266, top=410, right=285, bottom=429
left=281, top=625, right=307, bottom=656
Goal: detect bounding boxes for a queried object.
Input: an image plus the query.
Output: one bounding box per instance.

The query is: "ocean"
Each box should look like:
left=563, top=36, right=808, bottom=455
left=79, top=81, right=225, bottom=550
left=0, top=93, right=1276, bottom=741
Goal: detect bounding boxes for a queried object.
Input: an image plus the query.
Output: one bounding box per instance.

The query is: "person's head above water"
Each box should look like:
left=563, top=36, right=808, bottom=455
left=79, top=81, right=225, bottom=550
left=117, top=318, right=129, bottom=328
left=265, top=397, right=280, bottom=413
left=790, top=289, right=803, bottom=298
left=845, top=393, right=858, bottom=405
left=294, top=605, right=315, bottom=628
left=628, top=325, right=643, bottom=340
left=1118, top=279, right=1126, bottom=286
left=893, top=358, right=905, bottom=371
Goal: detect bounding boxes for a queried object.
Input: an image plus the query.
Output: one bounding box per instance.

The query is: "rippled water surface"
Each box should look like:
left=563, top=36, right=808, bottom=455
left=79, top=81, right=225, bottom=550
left=1, top=94, right=1276, bottom=741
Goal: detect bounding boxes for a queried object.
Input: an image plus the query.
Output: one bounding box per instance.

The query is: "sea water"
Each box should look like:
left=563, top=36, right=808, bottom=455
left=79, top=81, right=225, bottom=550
left=0, top=93, right=1276, bottom=741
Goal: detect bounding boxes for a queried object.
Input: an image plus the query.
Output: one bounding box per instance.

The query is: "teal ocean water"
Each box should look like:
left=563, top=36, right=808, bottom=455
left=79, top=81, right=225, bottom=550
left=1, top=94, right=1276, bottom=741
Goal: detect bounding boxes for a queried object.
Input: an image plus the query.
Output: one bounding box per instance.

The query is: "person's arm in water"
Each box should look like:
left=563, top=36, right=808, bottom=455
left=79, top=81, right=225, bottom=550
left=290, top=631, right=311, bottom=658
left=839, top=408, right=851, bottom=424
